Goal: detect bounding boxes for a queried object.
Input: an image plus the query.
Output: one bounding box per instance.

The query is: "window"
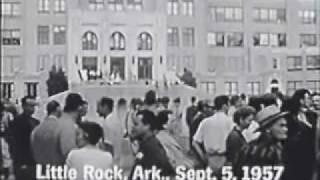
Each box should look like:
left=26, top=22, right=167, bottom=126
left=210, top=7, right=243, bottom=22
left=200, top=82, right=216, bottom=95
left=110, top=32, right=125, bottom=50
left=182, top=56, right=195, bottom=71
left=182, top=27, right=195, bottom=47
left=138, top=32, right=152, bottom=50
left=108, top=0, right=123, bottom=11
left=225, top=82, right=238, bottom=95
left=37, top=54, right=50, bottom=72
left=25, top=82, right=39, bottom=98
left=53, top=55, right=66, bottom=69
left=82, top=56, right=98, bottom=71
left=273, top=58, right=279, bottom=69
left=53, top=25, right=66, bottom=45
left=167, top=55, right=176, bottom=71
left=306, top=55, right=320, bottom=70
left=300, top=34, right=317, bottom=47
left=39, top=0, right=50, bottom=13
left=167, top=27, right=179, bottom=47
left=1, top=2, right=21, bottom=16
left=127, top=0, right=142, bottom=11
left=89, top=0, right=105, bottom=10
left=54, top=0, right=66, bottom=13
left=270, top=33, right=286, bottom=47
left=182, top=0, right=194, bottom=16
left=207, top=56, right=222, bottom=72
left=37, top=26, right=50, bottom=45
left=299, top=10, right=316, bottom=24
left=227, top=56, right=244, bottom=72
left=254, top=33, right=286, bottom=47
left=287, top=81, right=303, bottom=95
left=287, top=56, right=302, bottom=71
left=82, top=31, right=98, bottom=50
left=307, top=80, right=320, bottom=93
left=0, top=82, right=14, bottom=100
left=1, top=29, right=21, bottom=45
left=208, top=32, right=224, bottom=47
left=1, top=56, right=19, bottom=75
left=227, top=32, right=243, bottom=47
left=254, top=33, right=268, bottom=46
left=254, top=8, right=286, bottom=23
left=168, top=0, right=178, bottom=15
left=247, top=82, right=261, bottom=96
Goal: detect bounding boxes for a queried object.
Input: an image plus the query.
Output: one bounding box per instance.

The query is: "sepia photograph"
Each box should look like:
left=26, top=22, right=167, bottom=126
left=0, top=0, right=320, bottom=179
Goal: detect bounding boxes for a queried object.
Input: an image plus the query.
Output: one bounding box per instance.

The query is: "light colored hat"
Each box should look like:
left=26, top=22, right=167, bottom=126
left=255, top=105, right=288, bottom=132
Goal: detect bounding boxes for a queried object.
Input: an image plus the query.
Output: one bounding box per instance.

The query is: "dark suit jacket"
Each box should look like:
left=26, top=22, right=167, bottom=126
left=284, top=111, right=318, bottom=180
left=130, top=135, right=175, bottom=179
left=11, top=113, right=39, bottom=165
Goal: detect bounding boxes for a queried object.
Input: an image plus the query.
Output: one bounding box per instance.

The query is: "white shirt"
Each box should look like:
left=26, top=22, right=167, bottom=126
left=193, top=112, right=234, bottom=154
left=66, top=146, right=112, bottom=180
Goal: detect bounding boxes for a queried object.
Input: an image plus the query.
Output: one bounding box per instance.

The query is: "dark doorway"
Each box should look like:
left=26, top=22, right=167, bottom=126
left=138, top=57, right=152, bottom=80
left=110, top=57, right=125, bottom=80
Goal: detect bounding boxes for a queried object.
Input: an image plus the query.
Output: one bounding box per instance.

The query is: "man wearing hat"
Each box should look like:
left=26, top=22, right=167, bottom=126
left=11, top=96, right=40, bottom=180
left=233, top=105, right=288, bottom=178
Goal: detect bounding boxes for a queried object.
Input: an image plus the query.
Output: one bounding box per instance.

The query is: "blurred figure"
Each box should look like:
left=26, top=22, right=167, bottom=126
left=11, top=96, right=40, bottom=180
left=67, top=122, right=112, bottom=180
left=284, top=89, right=317, bottom=180
left=168, top=97, right=183, bottom=137
left=57, top=93, right=86, bottom=162
left=234, top=105, right=288, bottom=178
left=186, top=96, right=198, bottom=132
left=143, top=90, right=157, bottom=114
left=240, top=93, right=247, bottom=106
left=311, top=92, right=320, bottom=111
left=31, top=100, right=63, bottom=166
left=78, top=101, right=88, bottom=123
left=0, top=101, right=11, bottom=180
left=97, top=97, right=122, bottom=165
left=189, top=101, right=209, bottom=152
left=96, top=97, right=114, bottom=152
left=193, top=95, right=233, bottom=173
left=226, top=106, right=256, bottom=165
left=155, top=110, right=194, bottom=169
left=130, top=110, right=175, bottom=179
left=228, top=95, right=241, bottom=117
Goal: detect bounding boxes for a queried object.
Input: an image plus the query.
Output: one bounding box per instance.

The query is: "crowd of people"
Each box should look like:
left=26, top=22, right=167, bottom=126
left=0, top=89, right=319, bottom=180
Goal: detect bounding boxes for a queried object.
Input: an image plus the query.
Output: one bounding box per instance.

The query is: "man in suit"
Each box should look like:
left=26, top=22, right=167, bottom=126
left=11, top=96, right=40, bottom=180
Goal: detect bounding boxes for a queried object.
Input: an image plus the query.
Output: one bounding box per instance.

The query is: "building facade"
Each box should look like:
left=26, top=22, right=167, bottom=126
left=1, top=0, right=320, bottom=102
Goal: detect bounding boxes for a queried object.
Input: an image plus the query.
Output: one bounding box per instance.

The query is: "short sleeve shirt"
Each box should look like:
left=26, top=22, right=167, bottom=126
left=193, top=112, right=234, bottom=154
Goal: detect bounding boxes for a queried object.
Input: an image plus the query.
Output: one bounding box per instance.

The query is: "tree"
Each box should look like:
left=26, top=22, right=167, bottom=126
left=46, top=66, right=69, bottom=96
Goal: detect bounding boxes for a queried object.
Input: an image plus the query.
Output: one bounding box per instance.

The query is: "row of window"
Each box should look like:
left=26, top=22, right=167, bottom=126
left=207, top=56, right=245, bottom=73
left=81, top=31, right=152, bottom=51
left=287, top=80, right=320, bottom=95
left=200, top=80, right=320, bottom=96
left=208, top=7, right=316, bottom=24
left=168, top=0, right=194, bottom=16
left=200, top=81, right=258, bottom=96
left=207, top=33, right=319, bottom=48
left=1, top=82, right=39, bottom=99
left=88, top=0, right=143, bottom=11
left=38, top=25, right=66, bottom=45
left=208, top=32, right=243, bottom=47
left=166, top=55, right=195, bottom=72
left=167, top=27, right=195, bottom=47
left=287, top=55, right=320, bottom=71
left=37, top=54, right=66, bottom=72
left=38, top=0, right=66, bottom=13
